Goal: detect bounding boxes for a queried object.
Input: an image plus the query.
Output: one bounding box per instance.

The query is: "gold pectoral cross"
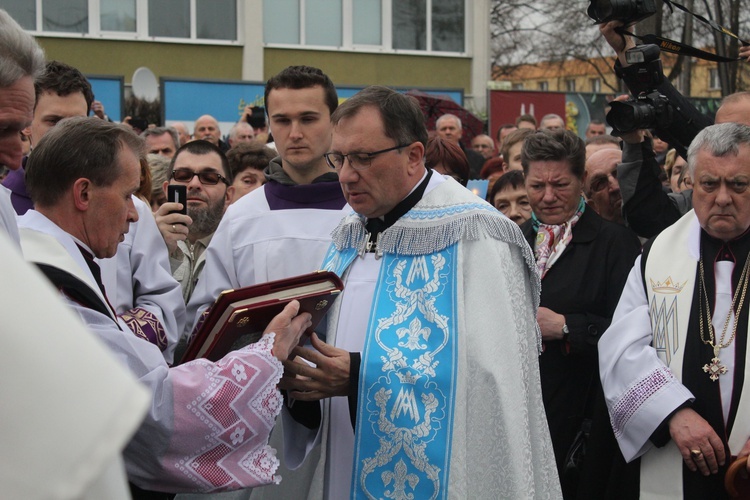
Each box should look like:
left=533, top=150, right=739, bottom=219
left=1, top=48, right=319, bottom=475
left=703, top=347, right=728, bottom=382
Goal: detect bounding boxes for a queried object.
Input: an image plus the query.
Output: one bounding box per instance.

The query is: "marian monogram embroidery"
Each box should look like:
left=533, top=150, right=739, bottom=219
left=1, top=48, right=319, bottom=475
left=353, top=249, right=458, bottom=500
left=649, top=276, right=688, bottom=367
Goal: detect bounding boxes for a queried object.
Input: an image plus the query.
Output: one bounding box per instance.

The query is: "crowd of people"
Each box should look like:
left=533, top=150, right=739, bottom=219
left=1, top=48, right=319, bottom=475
left=3, top=6, right=750, bottom=500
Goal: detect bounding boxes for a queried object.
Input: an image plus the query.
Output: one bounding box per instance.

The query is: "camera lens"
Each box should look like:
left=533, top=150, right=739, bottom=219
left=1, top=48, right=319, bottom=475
left=587, top=0, right=613, bottom=22
left=607, top=100, right=655, bottom=133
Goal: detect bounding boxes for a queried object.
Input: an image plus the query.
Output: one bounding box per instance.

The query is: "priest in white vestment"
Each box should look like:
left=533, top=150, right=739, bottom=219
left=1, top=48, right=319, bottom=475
left=600, top=122, right=750, bottom=499
left=279, top=86, right=561, bottom=499
left=0, top=9, right=152, bottom=499
left=18, top=116, right=315, bottom=497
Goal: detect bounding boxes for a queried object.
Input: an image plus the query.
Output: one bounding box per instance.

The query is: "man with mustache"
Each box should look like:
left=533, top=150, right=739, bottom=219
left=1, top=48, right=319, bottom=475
left=155, top=140, right=230, bottom=303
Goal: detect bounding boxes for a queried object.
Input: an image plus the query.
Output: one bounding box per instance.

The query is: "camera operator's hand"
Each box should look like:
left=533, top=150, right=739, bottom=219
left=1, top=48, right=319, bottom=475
left=600, top=21, right=637, bottom=67
left=610, top=94, right=646, bottom=144
left=740, top=44, right=750, bottom=63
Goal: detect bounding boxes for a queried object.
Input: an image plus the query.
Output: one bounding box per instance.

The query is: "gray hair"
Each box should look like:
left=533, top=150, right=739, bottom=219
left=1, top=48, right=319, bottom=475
left=436, top=113, right=462, bottom=131
left=141, top=126, right=180, bottom=148
left=540, top=113, right=564, bottom=128
left=229, top=121, right=254, bottom=141
left=26, top=117, right=144, bottom=208
left=687, top=122, right=750, bottom=177
left=0, top=9, right=45, bottom=88
left=147, top=153, right=171, bottom=191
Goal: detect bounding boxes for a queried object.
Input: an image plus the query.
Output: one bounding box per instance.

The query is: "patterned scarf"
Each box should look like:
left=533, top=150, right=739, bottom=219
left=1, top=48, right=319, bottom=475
left=532, top=196, right=585, bottom=279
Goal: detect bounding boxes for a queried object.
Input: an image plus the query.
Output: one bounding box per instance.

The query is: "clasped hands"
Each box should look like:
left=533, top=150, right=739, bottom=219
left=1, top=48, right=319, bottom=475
left=278, top=333, right=351, bottom=401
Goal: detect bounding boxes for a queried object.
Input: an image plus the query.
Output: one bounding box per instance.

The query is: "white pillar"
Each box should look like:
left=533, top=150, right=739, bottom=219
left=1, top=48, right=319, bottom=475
left=240, top=0, right=265, bottom=82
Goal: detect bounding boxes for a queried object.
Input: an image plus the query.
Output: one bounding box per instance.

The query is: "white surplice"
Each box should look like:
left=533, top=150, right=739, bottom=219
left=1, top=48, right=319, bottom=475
left=98, top=196, right=186, bottom=362
left=18, top=210, right=291, bottom=494
left=0, top=228, right=149, bottom=500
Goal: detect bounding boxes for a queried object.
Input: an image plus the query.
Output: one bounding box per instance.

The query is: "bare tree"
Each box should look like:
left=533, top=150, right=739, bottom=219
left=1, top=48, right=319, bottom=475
left=491, top=0, right=750, bottom=96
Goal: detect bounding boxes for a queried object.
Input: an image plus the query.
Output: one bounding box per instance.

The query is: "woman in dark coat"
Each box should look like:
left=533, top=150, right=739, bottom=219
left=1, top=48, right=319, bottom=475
left=519, top=129, right=641, bottom=498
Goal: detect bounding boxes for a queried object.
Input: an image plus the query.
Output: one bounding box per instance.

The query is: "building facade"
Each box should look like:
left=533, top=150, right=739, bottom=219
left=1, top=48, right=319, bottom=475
left=4, top=0, right=491, bottom=123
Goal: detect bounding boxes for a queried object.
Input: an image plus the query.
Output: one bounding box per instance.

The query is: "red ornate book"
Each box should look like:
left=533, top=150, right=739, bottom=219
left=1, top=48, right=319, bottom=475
left=181, top=271, right=344, bottom=363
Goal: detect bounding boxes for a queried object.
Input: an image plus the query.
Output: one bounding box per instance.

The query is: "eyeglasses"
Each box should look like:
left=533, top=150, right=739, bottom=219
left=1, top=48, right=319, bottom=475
left=171, top=168, right=229, bottom=186
left=324, top=143, right=411, bottom=171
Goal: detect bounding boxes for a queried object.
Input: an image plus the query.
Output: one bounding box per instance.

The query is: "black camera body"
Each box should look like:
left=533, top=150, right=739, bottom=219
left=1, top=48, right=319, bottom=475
left=606, top=44, right=674, bottom=134
left=607, top=90, right=673, bottom=134
left=587, top=0, right=658, bottom=25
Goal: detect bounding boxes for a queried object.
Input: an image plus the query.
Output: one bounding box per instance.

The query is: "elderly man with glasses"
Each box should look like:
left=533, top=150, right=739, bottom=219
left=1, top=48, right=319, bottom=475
left=155, top=140, right=231, bottom=303
left=278, top=85, right=561, bottom=499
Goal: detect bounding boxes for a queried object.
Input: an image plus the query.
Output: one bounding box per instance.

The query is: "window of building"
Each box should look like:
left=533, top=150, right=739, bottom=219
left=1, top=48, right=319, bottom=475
left=353, top=0, right=382, bottom=45
left=149, top=0, right=190, bottom=38
left=709, top=68, right=721, bottom=90
left=512, top=83, right=524, bottom=90
left=196, top=0, right=236, bottom=40
left=566, top=79, right=576, bottom=92
left=537, top=81, right=549, bottom=91
left=306, top=0, right=342, bottom=46
left=100, top=0, right=136, bottom=32
left=3, top=1, right=36, bottom=30
left=264, top=0, right=467, bottom=55
left=43, top=0, right=88, bottom=33
left=590, top=78, right=601, bottom=93
left=11, top=0, right=237, bottom=43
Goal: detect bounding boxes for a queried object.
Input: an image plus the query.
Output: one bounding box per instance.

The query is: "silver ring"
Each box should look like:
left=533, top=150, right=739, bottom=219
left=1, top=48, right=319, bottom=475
left=691, top=449, right=702, bottom=458
left=172, top=224, right=176, bottom=232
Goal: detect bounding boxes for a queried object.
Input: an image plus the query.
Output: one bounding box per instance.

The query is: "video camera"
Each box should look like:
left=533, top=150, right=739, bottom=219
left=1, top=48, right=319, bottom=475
left=587, top=0, right=658, bottom=25
left=606, top=44, right=673, bottom=134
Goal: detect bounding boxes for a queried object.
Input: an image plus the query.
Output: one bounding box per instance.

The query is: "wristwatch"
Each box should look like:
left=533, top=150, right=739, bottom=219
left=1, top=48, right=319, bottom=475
left=561, top=323, right=570, bottom=341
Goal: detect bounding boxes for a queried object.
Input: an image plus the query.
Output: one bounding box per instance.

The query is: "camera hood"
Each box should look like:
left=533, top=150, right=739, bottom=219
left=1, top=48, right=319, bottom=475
left=587, top=0, right=658, bottom=25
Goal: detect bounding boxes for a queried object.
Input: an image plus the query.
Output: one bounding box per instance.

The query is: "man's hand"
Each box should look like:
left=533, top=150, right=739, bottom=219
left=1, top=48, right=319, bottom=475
left=740, top=45, right=750, bottom=63
left=279, top=333, right=351, bottom=401
left=240, top=105, right=253, bottom=123
left=669, top=407, right=726, bottom=475
left=154, top=202, right=191, bottom=254
left=608, top=95, right=647, bottom=144
left=537, top=307, right=566, bottom=341
left=91, top=100, right=106, bottom=120
left=600, top=21, right=636, bottom=67
left=264, top=300, right=312, bottom=362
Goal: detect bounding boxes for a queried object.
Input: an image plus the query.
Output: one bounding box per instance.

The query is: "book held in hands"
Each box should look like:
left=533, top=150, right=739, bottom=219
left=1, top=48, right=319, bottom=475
left=181, top=271, right=344, bottom=363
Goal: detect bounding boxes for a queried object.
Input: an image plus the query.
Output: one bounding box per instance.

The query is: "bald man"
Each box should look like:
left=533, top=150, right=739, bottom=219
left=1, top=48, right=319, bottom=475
left=585, top=148, right=623, bottom=225
left=194, top=114, right=229, bottom=152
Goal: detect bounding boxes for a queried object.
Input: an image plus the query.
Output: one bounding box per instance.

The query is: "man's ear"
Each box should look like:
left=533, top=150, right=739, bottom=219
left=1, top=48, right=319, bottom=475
left=162, top=180, right=170, bottom=198
left=226, top=185, right=235, bottom=206
left=407, top=142, right=426, bottom=175
left=72, top=178, right=92, bottom=211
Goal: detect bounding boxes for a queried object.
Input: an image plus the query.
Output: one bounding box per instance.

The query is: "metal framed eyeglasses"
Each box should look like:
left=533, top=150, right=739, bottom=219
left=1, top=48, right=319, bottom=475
left=324, top=143, right=412, bottom=171
left=171, top=168, right=229, bottom=186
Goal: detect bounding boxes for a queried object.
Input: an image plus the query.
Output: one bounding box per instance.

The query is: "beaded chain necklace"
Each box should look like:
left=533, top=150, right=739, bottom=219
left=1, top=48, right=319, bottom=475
left=697, top=253, right=750, bottom=381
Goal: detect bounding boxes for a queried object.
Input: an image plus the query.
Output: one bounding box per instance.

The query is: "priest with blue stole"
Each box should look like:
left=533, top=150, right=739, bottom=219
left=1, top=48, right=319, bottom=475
left=279, top=85, right=560, bottom=499
left=600, top=122, right=750, bottom=499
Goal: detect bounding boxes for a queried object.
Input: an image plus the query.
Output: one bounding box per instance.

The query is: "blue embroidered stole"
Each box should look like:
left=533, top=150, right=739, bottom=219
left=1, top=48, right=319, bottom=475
left=322, top=245, right=459, bottom=499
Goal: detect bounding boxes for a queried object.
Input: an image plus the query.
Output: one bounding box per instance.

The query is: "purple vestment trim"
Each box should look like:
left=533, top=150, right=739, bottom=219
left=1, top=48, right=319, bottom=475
left=121, top=306, right=168, bottom=351
left=264, top=180, right=346, bottom=211
left=610, top=365, right=676, bottom=438
left=2, top=163, right=33, bottom=215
